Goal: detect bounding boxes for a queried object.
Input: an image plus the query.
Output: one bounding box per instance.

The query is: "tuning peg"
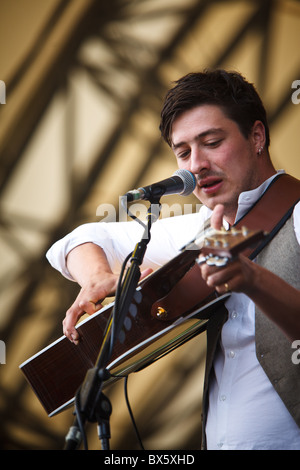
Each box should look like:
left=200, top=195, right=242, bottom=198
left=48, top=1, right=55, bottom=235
left=202, top=255, right=230, bottom=267
left=197, top=255, right=207, bottom=265
left=214, top=257, right=229, bottom=267
left=206, top=256, right=217, bottom=266
left=197, top=252, right=230, bottom=267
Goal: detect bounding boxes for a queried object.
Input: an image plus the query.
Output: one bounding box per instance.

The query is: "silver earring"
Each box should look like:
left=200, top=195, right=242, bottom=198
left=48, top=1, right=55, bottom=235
left=257, top=146, right=263, bottom=155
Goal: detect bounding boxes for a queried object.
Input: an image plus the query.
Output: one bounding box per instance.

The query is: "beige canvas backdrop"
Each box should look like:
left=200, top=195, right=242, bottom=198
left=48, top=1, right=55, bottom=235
left=0, top=0, right=299, bottom=450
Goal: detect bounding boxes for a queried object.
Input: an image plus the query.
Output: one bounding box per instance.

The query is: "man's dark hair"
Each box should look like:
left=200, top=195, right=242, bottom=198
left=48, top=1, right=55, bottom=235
left=159, top=69, right=270, bottom=148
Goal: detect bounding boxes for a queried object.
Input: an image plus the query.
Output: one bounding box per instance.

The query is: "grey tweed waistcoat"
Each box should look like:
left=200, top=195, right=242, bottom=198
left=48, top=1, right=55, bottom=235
left=255, top=215, right=300, bottom=426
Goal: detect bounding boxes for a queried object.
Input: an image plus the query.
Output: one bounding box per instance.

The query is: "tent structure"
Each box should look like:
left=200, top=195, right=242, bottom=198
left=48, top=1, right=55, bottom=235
left=0, top=0, right=299, bottom=450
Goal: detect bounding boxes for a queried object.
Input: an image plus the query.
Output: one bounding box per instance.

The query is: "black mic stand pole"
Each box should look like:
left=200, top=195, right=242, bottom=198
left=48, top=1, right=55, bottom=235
left=64, top=197, right=161, bottom=450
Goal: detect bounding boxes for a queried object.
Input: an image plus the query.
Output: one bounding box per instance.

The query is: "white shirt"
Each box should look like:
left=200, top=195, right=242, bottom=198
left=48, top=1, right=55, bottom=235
left=46, top=173, right=300, bottom=450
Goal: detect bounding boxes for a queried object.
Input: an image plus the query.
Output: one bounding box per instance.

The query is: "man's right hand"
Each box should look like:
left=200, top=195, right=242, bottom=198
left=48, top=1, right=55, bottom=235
left=63, top=271, right=119, bottom=344
left=63, top=242, right=152, bottom=344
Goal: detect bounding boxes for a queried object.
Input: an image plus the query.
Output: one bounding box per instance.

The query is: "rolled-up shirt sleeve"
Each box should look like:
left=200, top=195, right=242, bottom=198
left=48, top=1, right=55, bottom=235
left=46, top=209, right=208, bottom=281
left=46, top=222, right=118, bottom=280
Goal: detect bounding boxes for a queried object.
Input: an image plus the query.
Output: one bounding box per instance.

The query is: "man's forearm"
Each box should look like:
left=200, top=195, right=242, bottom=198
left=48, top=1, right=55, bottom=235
left=66, top=242, right=114, bottom=287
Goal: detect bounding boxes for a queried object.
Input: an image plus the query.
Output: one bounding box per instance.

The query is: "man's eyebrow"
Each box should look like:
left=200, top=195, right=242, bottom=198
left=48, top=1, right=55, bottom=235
left=172, top=128, right=224, bottom=150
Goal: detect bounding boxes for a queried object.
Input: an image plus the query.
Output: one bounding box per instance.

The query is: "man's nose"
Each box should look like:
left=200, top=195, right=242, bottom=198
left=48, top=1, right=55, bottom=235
left=189, top=148, right=211, bottom=174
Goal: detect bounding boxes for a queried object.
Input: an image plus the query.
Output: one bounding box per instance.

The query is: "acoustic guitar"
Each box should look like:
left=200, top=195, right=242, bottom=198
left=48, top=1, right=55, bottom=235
left=19, top=226, right=264, bottom=417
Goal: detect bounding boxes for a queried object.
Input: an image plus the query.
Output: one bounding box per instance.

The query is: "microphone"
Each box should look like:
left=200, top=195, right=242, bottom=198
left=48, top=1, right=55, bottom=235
left=123, top=169, right=196, bottom=202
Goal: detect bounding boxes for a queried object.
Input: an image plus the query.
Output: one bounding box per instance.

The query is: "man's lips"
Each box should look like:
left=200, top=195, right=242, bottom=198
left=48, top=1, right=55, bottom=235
left=198, top=177, right=223, bottom=194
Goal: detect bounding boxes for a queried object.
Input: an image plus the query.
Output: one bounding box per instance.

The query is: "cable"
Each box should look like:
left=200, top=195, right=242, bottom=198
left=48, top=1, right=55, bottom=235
left=74, top=391, right=89, bottom=450
left=97, top=201, right=156, bottom=449
left=124, top=375, right=145, bottom=450
left=109, top=250, right=133, bottom=359
left=120, top=196, right=147, bottom=229
left=108, top=200, right=154, bottom=360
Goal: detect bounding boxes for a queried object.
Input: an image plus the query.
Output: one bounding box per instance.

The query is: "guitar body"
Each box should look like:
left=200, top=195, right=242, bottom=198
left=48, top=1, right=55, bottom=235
left=20, top=226, right=264, bottom=416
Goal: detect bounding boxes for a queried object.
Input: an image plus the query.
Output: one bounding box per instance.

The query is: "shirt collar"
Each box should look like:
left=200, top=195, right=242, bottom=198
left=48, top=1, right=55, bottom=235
left=234, top=170, right=285, bottom=223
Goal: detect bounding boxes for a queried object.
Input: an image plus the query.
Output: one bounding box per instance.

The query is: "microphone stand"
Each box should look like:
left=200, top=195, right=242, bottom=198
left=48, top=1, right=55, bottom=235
left=64, top=197, right=161, bottom=450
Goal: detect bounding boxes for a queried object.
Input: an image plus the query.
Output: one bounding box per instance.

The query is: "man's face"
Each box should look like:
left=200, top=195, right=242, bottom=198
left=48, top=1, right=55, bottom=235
left=171, top=104, right=263, bottom=223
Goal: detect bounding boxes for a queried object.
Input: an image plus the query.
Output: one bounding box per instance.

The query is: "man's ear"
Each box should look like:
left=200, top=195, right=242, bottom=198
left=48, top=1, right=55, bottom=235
left=251, top=120, right=266, bottom=152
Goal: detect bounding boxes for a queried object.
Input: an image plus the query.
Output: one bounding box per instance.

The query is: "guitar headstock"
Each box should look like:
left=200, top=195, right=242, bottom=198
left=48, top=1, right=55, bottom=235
left=198, top=226, right=265, bottom=267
